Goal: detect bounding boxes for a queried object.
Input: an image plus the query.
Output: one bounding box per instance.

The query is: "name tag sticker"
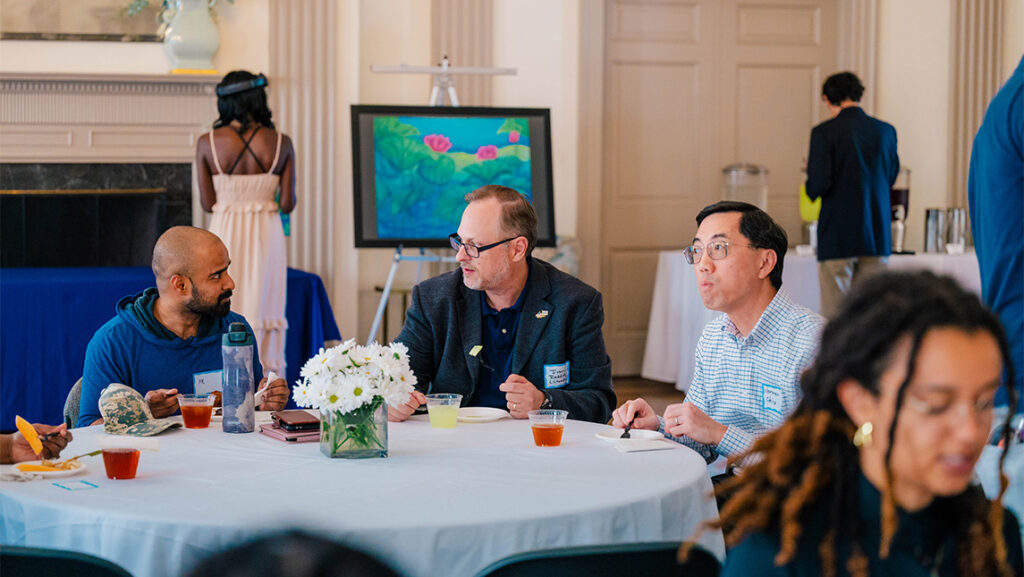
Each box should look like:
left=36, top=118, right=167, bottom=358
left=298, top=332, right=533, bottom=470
left=544, top=361, right=569, bottom=389
left=193, top=370, right=223, bottom=395
left=762, top=383, right=784, bottom=414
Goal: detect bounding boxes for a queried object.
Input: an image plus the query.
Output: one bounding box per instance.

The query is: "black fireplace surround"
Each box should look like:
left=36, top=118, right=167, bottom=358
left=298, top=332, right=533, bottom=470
left=1, top=163, right=192, bottom=267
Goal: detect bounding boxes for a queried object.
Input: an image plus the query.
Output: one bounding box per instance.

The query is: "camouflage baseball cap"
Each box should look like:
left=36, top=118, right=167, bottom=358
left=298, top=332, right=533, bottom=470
left=99, top=383, right=181, bottom=436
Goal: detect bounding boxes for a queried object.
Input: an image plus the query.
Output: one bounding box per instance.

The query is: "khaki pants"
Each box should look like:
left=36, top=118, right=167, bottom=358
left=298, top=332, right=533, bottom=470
left=818, top=256, right=888, bottom=318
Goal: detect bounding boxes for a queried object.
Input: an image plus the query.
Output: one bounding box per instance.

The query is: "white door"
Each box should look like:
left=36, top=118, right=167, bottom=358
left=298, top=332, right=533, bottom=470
left=601, top=0, right=837, bottom=374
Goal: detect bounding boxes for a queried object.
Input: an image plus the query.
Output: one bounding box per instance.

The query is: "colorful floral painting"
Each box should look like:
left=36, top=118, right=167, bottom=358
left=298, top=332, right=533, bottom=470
left=372, top=115, right=533, bottom=240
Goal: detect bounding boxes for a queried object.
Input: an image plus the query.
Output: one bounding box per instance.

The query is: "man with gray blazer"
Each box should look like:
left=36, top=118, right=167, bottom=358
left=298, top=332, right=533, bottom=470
left=391, top=185, right=615, bottom=424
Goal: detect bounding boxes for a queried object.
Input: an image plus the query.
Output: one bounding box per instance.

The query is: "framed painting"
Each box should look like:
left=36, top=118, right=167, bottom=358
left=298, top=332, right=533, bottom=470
left=0, top=0, right=163, bottom=42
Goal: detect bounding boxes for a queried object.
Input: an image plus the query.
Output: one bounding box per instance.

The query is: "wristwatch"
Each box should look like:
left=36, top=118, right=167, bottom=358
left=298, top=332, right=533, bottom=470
left=540, top=392, right=553, bottom=409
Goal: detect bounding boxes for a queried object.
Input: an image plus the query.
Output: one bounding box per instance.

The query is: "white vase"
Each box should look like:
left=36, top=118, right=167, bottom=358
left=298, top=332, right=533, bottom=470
left=163, top=0, right=220, bottom=72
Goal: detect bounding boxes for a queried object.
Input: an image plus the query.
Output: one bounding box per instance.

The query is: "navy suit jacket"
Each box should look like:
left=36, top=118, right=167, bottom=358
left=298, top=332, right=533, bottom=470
left=806, top=107, right=900, bottom=261
left=395, top=258, right=615, bottom=423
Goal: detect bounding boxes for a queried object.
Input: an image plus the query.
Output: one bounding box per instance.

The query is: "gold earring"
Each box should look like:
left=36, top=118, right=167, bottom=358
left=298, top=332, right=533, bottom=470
left=853, top=421, right=873, bottom=447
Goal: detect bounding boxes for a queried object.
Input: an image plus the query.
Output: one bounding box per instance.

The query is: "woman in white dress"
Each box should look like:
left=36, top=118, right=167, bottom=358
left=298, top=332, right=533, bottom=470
left=195, top=71, right=296, bottom=375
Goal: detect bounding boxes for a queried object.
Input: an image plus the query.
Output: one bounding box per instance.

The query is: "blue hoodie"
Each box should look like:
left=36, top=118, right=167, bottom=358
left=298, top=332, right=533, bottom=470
left=77, top=288, right=263, bottom=427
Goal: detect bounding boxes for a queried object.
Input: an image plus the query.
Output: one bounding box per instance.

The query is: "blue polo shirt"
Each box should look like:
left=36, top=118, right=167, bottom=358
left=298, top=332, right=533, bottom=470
left=472, top=279, right=530, bottom=409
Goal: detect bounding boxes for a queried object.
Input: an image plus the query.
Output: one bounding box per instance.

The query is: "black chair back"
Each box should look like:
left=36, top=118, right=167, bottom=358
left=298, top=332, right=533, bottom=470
left=0, top=545, right=133, bottom=577
left=476, top=541, right=720, bottom=577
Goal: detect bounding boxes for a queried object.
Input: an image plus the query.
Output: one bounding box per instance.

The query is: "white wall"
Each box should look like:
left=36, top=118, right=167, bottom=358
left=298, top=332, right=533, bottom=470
left=333, top=0, right=363, bottom=342
left=876, top=0, right=952, bottom=252
left=0, top=0, right=269, bottom=75
left=354, top=0, right=434, bottom=344
left=492, top=0, right=580, bottom=240
left=1005, top=0, right=1024, bottom=81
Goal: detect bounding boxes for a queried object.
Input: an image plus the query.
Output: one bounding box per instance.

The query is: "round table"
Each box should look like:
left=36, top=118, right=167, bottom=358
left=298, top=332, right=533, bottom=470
left=0, top=414, right=725, bottom=577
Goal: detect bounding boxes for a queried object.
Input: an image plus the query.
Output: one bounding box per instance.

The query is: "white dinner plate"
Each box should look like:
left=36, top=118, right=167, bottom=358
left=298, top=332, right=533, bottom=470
left=13, top=459, right=88, bottom=478
left=594, top=428, right=663, bottom=442
left=457, top=407, right=510, bottom=423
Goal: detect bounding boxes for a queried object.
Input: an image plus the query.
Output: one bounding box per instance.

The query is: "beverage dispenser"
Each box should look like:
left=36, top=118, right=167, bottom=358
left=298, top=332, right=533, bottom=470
left=721, top=163, right=768, bottom=209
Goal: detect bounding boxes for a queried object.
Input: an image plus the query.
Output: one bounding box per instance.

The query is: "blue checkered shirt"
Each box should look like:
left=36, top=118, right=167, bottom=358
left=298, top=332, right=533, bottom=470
left=658, top=289, right=824, bottom=462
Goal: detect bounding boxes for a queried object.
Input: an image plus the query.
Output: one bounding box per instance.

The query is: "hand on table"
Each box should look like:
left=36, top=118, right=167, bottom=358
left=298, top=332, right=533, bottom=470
left=662, top=402, right=726, bottom=445
left=11, top=423, right=72, bottom=462
left=145, top=388, right=179, bottom=418
left=611, top=398, right=660, bottom=431
left=256, top=377, right=289, bottom=411
left=499, top=375, right=544, bottom=419
left=388, top=390, right=426, bottom=422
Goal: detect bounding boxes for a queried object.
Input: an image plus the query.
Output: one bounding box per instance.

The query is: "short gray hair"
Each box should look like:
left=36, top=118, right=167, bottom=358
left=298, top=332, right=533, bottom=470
left=463, top=185, right=538, bottom=255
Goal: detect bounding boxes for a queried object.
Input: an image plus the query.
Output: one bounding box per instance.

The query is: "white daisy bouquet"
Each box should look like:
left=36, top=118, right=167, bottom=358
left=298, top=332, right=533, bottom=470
left=293, top=339, right=416, bottom=457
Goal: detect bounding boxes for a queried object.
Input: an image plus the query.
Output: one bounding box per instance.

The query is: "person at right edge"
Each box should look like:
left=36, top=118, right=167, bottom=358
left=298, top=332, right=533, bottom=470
left=969, top=54, right=1023, bottom=413
left=710, top=271, right=1022, bottom=577
left=805, top=71, right=900, bottom=318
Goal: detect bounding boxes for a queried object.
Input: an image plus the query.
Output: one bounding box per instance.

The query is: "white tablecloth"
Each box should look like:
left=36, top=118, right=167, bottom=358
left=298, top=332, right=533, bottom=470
left=978, top=443, right=1024, bottom=519
left=977, top=441, right=1024, bottom=551
left=0, top=416, right=724, bottom=577
left=642, top=250, right=982, bottom=391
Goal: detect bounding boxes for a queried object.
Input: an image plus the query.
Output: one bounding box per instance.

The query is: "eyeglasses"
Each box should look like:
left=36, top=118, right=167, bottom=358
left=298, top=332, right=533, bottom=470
left=449, top=234, right=518, bottom=259
left=904, top=392, right=997, bottom=421
left=682, top=241, right=754, bottom=264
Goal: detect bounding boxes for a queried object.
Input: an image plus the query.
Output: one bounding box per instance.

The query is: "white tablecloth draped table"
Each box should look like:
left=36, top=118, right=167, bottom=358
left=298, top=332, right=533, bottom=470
left=0, top=415, right=724, bottom=577
left=642, top=250, right=982, bottom=391
left=977, top=441, right=1024, bottom=551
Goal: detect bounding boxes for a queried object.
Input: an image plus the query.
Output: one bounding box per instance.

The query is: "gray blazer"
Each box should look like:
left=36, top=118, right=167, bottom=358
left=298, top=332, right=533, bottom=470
left=396, top=258, right=615, bottom=423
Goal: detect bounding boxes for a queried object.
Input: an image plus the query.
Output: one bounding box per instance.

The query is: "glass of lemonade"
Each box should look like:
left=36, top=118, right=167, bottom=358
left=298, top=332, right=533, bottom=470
left=426, top=393, right=462, bottom=428
left=528, top=409, right=568, bottom=447
left=177, top=393, right=216, bottom=429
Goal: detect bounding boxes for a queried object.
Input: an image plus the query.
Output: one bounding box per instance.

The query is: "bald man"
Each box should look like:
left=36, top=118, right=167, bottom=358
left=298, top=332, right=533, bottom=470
left=77, top=226, right=288, bottom=427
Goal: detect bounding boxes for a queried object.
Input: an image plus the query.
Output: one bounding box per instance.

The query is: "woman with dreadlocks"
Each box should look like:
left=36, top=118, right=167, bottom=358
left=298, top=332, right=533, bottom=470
left=714, top=270, right=1022, bottom=577
left=196, top=70, right=296, bottom=377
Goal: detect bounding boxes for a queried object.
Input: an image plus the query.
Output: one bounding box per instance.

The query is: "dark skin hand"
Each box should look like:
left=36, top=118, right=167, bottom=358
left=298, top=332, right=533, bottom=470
left=256, top=377, right=289, bottom=411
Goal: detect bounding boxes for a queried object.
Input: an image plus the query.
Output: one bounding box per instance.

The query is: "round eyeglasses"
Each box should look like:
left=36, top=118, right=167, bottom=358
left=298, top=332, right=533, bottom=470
left=449, top=233, right=518, bottom=259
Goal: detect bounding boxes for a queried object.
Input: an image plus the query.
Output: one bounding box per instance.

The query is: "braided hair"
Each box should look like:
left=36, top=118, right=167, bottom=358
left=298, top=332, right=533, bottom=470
left=707, top=270, right=1017, bottom=577
left=214, top=70, right=275, bottom=130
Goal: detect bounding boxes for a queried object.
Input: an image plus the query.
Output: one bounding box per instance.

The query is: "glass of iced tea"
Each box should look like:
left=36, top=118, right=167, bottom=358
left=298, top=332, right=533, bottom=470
left=426, top=393, right=462, bottom=428
left=177, top=393, right=215, bottom=429
left=528, top=409, right=568, bottom=447
left=102, top=448, right=141, bottom=480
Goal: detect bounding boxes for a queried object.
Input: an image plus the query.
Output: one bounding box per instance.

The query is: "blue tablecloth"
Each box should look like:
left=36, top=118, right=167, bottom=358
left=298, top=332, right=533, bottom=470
left=0, top=267, right=342, bottom=431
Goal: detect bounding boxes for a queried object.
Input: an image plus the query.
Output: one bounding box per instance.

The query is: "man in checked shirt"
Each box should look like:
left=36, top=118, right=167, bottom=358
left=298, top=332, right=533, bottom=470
left=614, top=201, right=824, bottom=472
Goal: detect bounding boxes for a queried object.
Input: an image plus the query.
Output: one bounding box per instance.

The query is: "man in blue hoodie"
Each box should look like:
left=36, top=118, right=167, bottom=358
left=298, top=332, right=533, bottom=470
left=77, top=226, right=289, bottom=427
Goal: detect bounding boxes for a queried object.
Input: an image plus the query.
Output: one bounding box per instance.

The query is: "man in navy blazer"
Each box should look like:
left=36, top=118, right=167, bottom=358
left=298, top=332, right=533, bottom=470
left=391, top=185, right=615, bottom=424
left=806, top=71, right=900, bottom=317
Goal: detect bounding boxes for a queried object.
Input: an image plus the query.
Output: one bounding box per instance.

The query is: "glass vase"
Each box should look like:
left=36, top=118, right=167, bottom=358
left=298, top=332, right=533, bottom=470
left=320, top=399, right=388, bottom=459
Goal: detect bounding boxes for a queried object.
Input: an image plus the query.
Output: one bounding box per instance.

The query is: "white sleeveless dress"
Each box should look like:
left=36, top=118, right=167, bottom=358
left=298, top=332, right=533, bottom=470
left=207, top=130, right=288, bottom=375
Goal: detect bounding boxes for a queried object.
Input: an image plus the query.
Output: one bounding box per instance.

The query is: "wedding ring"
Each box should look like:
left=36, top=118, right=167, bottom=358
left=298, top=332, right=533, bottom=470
left=674, top=417, right=680, bottom=425
left=512, top=402, right=518, bottom=410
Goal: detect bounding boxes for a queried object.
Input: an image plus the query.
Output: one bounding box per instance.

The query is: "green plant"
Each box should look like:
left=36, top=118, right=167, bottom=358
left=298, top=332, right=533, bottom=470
left=123, top=0, right=235, bottom=33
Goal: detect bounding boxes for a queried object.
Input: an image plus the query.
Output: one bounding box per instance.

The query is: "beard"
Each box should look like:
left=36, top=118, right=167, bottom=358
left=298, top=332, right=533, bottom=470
left=185, top=287, right=233, bottom=318
left=462, top=255, right=511, bottom=292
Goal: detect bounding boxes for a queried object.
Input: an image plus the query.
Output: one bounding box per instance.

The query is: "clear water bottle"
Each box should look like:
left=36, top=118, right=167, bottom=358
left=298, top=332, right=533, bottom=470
left=222, top=322, right=255, bottom=433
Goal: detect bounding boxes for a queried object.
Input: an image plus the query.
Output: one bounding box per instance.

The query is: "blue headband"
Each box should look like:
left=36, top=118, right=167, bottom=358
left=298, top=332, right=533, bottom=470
left=216, top=74, right=268, bottom=97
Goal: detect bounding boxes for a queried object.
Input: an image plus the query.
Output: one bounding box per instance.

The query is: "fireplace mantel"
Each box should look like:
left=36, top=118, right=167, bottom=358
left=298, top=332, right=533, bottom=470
left=0, top=72, right=219, bottom=163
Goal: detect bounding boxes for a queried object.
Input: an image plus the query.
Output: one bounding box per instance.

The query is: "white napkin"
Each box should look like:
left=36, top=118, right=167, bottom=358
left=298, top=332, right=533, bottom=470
left=255, top=371, right=278, bottom=407
left=615, top=439, right=676, bottom=453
